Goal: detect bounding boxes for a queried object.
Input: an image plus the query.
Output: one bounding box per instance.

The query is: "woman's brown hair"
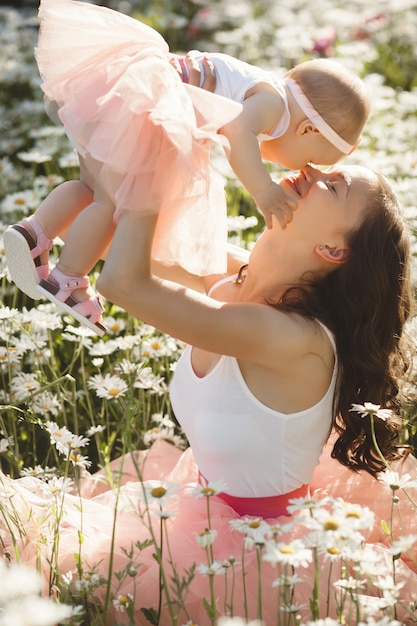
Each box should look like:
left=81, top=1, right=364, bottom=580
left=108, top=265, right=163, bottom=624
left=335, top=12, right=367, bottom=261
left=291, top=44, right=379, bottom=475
left=278, top=172, right=413, bottom=477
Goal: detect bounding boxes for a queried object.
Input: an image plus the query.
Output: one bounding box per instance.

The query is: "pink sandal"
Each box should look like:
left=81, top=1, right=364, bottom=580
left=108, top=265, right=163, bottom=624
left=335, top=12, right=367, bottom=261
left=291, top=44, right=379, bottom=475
left=37, top=267, right=106, bottom=336
left=3, top=217, right=53, bottom=300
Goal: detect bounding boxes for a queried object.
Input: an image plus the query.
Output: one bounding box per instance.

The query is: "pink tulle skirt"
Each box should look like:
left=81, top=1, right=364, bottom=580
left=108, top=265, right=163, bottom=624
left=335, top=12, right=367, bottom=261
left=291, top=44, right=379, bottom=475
left=35, top=0, right=243, bottom=275
left=2, top=437, right=417, bottom=625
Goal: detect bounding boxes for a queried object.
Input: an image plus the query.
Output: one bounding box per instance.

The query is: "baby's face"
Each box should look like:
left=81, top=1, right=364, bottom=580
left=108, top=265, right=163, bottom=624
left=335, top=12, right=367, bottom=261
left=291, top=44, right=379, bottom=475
left=260, top=131, right=346, bottom=171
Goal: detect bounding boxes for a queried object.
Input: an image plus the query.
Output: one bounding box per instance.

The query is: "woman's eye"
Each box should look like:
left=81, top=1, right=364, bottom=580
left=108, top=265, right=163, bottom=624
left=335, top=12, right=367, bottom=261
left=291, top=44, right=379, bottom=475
left=325, top=179, right=336, bottom=192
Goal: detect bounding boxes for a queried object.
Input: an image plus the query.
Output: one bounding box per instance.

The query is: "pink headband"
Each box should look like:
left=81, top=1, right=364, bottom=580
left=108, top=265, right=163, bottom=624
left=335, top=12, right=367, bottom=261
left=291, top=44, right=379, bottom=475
left=285, top=78, right=354, bottom=155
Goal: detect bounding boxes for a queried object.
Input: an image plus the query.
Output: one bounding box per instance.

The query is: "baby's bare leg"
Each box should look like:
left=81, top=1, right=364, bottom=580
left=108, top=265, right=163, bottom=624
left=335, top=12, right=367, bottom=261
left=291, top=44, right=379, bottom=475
left=52, top=157, right=116, bottom=302
left=35, top=179, right=93, bottom=238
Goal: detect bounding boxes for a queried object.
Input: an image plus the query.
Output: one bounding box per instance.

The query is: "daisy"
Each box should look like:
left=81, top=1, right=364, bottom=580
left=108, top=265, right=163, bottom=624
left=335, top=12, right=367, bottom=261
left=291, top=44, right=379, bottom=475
left=73, top=572, right=102, bottom=593
left=141, top=480, right=178, bottom=508
left=334, top=499, right=375, bottom=531
left=87, top=340, right=120, bottom=357
left=20, top=465, right=57, bottom=479
left=114, top=359, right=143, bottom=376
left=113, top=593, right=134, bottom=613
left=1, top=189, right=38, bottom=215
left=197, top=561, right=226, bottom=576
left=85, top=425, right=106, bottom=437
left=62, top=323, right=100, bottom=340
left=33, top=173, right=64, bottom=190
left=333, top=576, right=367, bottom=592
left=21, top=307, right=63, bottom=332
left=389, top=534, right=417, bottom=557
left=281, top=602, right=309, bottom=615
left=42, top=476, right=74, bottom=498
left=0, top=437, right=12, bottom=453
left=134, top=367, right=166, bottom=394
left=0, top=596, right=73, bottom=626
left=263, top=539, right=312, bottom=568
left=374, top=574, right=405, bottom=605
left=61, top=330, right=93, bottom=344
left=141, top=336, right=179, bottom=358
left=349, top=402, right=393, bottom=421
left=0, top=346, right=22, bottom=369
left=17, top=150, right=53, bottom=164
left=150, top=413, right=177, bottom=429
left=0, top=306, right=19, bottom=320
left=102, top=316, right=126, bottom=335
left=142, top=426, right=186, bottom=449
left=112, top=335, right=142, bottom=352
left=67, top=450, right=92, bottom=469
left=230, top=517, right=271, bottom=544
left=45, top=421, right=74, bottom=454
left=351, top=544, right=389, bottom=579
left=378, top=469, right=417, bottom=491
left=11, top=372, right=41, bottom=400
left=195, top=528, right=218, bottom=548
left=272, top=572, right=303, bottom=587
left=0, top=560, right=42, bottom=603
left=67, top=434, right=90, bottom=449
left=286, top=494, right=330, bottom=514
left=9, top=333, right=47, bottom=355
left=32, top=392, right=61, bottom=417
left=190, top=477, right=228, bottom=498
left=87, top=373, right=128, bottom=399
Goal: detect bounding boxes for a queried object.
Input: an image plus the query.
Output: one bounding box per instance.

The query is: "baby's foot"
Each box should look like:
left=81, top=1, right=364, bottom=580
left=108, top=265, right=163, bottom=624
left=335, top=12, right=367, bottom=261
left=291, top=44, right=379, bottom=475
left=37, top=267, right=106, bottom=336
left=3, top=217, right=53, bottom=299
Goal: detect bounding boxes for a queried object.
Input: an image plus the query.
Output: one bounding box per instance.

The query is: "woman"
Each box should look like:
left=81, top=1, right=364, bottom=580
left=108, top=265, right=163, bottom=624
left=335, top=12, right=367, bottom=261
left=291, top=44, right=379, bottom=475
left=2, top=164, right=416, bottom=624
left=94, top=163, right=416, bottom=622
left=100, top=162, right=413, bottom=481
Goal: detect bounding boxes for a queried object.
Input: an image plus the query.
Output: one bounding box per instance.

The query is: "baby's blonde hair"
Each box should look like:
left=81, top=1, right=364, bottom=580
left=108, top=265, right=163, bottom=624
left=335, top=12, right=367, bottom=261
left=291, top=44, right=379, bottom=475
left=286, top=59, right=370, bottom=145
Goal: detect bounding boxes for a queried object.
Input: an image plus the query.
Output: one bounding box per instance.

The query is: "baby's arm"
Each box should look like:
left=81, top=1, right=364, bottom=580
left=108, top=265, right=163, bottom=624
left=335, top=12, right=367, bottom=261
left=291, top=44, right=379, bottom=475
left=219, top=89, right=297, bottom=229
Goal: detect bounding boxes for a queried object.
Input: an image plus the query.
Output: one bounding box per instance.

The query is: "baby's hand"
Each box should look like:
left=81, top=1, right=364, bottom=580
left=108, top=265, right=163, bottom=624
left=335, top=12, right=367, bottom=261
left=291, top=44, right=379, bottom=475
left=168, top=54, right=216, bottom=92
left=253, top=182, right=298, bottom=229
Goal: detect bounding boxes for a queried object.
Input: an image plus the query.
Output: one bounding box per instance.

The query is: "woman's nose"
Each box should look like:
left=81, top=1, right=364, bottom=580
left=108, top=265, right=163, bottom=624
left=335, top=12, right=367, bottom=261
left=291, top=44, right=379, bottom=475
left=300, top=164, right=318, bottom=182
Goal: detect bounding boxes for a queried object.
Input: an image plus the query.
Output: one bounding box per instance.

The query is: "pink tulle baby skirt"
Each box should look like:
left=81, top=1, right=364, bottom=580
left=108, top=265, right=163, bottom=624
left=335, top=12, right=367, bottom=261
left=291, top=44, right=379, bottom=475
left=3, top=437, right=417, bottom=625
left=35, top=0, right=243, bottom=275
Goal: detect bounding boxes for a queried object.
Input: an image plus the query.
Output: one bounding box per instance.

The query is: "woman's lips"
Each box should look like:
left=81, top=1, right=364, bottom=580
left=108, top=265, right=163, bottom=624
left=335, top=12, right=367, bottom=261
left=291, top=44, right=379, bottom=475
left=283, top=175, right=301, bottom=196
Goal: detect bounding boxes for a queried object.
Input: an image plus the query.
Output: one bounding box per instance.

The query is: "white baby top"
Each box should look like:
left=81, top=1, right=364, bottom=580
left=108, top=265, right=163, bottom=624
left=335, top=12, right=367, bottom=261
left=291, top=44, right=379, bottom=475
left=170, top=279, right=337, bottom=498
left=188, top=51, right=290, bottom=141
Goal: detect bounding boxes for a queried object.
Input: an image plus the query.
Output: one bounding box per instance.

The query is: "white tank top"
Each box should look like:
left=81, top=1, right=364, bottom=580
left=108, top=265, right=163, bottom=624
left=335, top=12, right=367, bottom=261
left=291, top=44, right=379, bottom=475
left=170, top=280, right=337, bottom=498
left=188, top=51, right=290, bottom=141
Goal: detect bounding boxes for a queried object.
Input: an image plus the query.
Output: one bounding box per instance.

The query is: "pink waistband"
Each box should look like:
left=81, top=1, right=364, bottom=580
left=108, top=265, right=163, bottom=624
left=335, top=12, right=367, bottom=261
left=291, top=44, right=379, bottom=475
left=178, top=56, right=189, bottom=83
left=199, top=473, right=309, bottom=518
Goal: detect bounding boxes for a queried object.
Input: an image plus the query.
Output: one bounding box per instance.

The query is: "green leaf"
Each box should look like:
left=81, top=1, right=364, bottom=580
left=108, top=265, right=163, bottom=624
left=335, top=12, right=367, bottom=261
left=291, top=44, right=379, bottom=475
left=202, top=597, right=216, bottom=620
left=140, top=607, right=159, bottom=625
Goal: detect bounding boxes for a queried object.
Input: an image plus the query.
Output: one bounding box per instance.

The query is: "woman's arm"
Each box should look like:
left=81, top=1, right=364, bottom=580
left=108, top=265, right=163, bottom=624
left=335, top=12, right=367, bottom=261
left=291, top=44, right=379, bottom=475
left=97, top=213, right=315, bottom=369
left=151, top=242, right=250, bottom=293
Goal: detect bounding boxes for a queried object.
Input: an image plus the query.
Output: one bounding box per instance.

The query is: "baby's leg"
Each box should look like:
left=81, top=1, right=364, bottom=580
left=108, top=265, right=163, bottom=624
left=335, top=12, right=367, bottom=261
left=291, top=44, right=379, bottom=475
left=50, top=169, right=116, bottom=303
left=36, top=162, right=116, bottom=335
left=33, top=180, right=94, bottom=263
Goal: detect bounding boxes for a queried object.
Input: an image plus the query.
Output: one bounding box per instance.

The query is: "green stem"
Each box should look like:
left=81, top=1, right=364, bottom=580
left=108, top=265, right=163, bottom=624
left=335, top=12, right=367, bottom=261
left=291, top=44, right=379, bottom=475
left=256, top=544, right=263, bottom=622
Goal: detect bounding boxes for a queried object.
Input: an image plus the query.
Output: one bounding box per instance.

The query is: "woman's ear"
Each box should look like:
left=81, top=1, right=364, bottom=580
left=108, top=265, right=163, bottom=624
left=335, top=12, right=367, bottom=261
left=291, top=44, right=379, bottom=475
left=316, top=244, right=350, bottom=264
left=295, top=119, right=320, bottom=137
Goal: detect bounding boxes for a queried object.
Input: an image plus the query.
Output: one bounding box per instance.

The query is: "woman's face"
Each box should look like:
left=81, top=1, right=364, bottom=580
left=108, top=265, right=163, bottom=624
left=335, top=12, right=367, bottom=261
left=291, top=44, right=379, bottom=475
left=277, top=164, right=376, bottom=248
